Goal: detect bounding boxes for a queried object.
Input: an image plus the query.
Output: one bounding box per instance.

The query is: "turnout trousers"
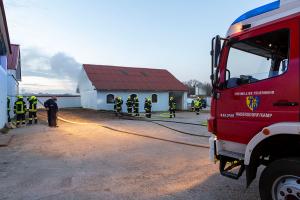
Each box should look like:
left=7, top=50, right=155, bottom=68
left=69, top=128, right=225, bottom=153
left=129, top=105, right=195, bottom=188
left=169, top=108, right=176, bottom=118
left=29, top=112, right=37, bottom=124
left=7, top=110, right=11, bottom=122
left=16, top=114, right=25, bottom=125
left=47, top=110, right=57, bottom=127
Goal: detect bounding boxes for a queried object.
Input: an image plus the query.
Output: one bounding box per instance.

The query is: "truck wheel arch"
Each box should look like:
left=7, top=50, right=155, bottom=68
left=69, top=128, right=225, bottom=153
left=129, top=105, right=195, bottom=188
left=244, top=122, right=300, bottom=186
left=244, top=122, right=300, bottom=165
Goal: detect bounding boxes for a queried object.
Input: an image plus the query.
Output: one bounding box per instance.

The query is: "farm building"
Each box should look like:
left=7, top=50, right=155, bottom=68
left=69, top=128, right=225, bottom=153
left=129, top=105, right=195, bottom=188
left=78, top=64, right=188, bottom=112
left=0, top=0, right=11, bottom=128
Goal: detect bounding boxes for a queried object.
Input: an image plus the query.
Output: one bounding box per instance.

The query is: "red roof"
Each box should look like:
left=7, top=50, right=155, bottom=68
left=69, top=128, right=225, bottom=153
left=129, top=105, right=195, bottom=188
left=83, top=64, right=188, bottom=92
left=7, top=44, right=20, bottom=70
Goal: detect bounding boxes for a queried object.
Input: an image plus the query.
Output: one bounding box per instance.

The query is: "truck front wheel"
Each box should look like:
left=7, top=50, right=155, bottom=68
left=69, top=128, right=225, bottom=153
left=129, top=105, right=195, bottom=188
left=259, top=158, right=300, bottom=200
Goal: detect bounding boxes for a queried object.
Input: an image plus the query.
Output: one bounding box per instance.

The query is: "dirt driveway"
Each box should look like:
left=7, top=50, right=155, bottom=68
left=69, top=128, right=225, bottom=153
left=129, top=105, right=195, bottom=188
left=0, top=109, right=260, bottom=200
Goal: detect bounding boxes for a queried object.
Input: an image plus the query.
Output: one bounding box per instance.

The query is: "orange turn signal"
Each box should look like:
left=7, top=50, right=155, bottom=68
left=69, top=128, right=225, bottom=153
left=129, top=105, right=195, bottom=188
left=262, top=128, right=270, bottom=136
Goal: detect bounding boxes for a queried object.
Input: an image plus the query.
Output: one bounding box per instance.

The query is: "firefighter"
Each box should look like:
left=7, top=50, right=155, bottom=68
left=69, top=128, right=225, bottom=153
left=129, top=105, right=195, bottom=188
left=126, top=96, right=133, bottom=116
left=114, top=97, right=123, bottom=116
left=14, top=95, right=27, bottom=126
left=169, top=96, right=176, bottom=118
left=191, top=99, right=195, bottom=112
left=28, top=96, right=38, bottom=124
left=133, top=96, right=139, bottom=116
left=44, top=96, right=58, bottom=127
left=194, top=97, right=202, bottom=115
left=7, top=96, right=11, bottom=122
left=144, top=98, right=152, bottom=118
left=113, top=97, right=117, bottom=113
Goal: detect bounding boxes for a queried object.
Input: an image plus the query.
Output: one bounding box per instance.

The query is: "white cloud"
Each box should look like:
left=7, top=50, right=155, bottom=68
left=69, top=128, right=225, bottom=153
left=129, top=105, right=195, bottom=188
left=20, top=48, right=82, bottom=94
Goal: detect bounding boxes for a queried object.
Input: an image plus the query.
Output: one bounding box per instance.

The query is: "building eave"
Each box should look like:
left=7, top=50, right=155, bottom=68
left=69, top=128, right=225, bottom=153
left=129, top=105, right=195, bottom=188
left=0, top=0, right=11, bottom=55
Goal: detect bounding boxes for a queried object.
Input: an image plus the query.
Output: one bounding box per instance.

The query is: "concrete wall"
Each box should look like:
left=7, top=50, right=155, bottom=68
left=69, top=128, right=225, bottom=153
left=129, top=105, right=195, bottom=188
left=0, top=56, right=7, bottom=128
left=35, top=96, right=81, bottom=109
left=182, top=92, right=188, bottom=110
left=97, top=91, right=169, bottom=112
left=78, top=69, right=97, bottom=109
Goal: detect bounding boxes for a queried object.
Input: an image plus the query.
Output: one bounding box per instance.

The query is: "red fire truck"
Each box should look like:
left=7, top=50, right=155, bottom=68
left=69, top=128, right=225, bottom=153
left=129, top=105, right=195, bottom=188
left=208, top=0, right=300, bottom=199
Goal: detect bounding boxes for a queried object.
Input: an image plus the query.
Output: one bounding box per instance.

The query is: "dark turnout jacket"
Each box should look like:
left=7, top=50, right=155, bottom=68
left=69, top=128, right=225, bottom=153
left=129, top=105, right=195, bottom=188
left=44, top=99, right=58, bottom=112
left=44, top=99, right=58, bottom=126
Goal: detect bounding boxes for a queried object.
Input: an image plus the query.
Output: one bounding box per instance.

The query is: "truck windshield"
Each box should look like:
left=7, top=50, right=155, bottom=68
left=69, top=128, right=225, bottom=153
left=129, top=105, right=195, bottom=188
left=226, top=29, right=289, bottom=88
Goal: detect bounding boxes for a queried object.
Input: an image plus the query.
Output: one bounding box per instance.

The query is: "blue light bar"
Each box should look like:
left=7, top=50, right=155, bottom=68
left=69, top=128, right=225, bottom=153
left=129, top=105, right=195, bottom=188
left=232, top=0, right=280, bottom=25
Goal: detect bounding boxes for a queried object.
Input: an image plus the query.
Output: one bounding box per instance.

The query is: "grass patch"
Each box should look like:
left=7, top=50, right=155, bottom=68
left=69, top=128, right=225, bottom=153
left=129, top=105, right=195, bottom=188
left=200, top=121, right=208, bottom=126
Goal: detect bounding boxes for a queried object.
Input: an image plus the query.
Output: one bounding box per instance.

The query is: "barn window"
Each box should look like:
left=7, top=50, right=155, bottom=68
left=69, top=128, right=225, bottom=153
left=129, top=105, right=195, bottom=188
left=152, top=94, right=158, bottom=103
left=107, top=94, right=115, bottom=104
left=130, top=94, right=137, bottom=100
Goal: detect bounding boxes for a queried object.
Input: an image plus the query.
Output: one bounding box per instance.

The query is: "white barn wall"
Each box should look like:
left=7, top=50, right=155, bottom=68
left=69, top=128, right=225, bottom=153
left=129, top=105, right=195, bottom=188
left=78, top=69, right=97, bottom=109
left=0, top=56, right=7, bottom=128
left=97, top=91, right=169, bottom=112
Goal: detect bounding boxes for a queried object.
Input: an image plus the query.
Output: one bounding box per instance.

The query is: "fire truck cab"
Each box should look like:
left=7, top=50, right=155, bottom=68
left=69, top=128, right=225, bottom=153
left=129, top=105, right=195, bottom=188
left=209, top=0, right=300, bottom=199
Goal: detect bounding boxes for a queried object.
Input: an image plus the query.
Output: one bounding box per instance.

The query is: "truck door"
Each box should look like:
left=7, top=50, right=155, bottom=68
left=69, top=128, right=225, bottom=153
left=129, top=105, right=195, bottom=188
left=216, top=21, right=299, bottom=145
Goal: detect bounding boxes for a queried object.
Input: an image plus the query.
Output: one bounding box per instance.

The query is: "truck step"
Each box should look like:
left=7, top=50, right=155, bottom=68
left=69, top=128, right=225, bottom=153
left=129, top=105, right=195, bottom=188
left=219, top=155, right=245, bottom=180
left=219, top=150, right=244, bottom=160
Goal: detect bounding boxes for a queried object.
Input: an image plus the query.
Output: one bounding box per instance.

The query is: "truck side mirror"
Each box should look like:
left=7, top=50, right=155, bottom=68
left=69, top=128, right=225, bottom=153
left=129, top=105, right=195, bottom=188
left=214, top=35, right=221, bottom=68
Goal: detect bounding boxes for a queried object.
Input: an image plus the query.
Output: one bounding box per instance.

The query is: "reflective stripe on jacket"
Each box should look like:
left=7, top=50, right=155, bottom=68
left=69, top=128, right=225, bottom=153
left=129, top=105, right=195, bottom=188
left=194, top=100, right=202, bottom=108
left=29, top=101, right=38, bottom=112
left=14, top=101, right=26, bottom=114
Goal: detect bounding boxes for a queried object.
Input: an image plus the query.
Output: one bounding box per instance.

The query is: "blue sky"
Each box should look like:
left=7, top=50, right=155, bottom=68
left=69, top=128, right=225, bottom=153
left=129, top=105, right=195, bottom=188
left=4, top=0, right=274, bottom=93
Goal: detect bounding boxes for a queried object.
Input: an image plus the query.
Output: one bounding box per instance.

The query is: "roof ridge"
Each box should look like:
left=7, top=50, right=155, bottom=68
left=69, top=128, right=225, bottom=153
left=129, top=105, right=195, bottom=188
left=83, top=64, right=167, bottom=71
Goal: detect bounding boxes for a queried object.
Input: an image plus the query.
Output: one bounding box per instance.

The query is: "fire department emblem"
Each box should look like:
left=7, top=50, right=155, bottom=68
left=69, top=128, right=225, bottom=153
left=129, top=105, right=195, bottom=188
left=246, top=96, right=260, bottom=111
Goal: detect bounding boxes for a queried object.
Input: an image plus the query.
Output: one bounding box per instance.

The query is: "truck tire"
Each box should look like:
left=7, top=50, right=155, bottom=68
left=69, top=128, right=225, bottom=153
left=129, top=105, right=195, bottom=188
left=259, top=157, right=300, bottom=200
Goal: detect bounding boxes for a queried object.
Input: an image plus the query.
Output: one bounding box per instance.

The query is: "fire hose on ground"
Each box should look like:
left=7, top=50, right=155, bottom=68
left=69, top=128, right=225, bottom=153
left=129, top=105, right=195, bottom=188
left=36, top=100, right=209, bottom=149
left=38, top=112, right=209, bottom=149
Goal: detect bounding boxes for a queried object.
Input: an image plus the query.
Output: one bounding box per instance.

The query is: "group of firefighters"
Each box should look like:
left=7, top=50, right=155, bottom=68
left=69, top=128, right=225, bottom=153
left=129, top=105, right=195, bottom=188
left=8, top=95, right=204, bottom=126
left=114, top=95, right=187, bottom=118
left=7, top=95, right=58, bottom=127
left=7, top=95, right=38, bottom=126
left=114, top=96, right=151, bottom=117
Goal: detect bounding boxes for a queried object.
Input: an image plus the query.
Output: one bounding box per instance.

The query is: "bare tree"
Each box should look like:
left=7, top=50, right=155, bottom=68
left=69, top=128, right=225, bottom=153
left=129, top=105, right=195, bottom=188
left=184, top=79, right=212, bottom=96
left=183, top=79, right=200, bottom=95
left=201, top=82, right=213, bottom=96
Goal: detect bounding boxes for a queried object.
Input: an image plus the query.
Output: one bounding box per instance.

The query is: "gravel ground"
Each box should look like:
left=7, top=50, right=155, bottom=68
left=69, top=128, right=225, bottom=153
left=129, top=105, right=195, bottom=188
left=0, top=109, right=260, bottom=200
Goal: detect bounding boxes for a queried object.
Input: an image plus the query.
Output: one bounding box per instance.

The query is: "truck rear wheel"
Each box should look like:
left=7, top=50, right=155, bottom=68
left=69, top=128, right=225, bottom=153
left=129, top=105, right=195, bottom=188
left=259, top=158, right=300, bottom=200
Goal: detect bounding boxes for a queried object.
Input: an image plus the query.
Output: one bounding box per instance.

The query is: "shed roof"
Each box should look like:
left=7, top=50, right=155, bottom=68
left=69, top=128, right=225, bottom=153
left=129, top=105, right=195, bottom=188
left=7, top=44, right=20, bottom=70
left=83, top=64, right=188, bottom=92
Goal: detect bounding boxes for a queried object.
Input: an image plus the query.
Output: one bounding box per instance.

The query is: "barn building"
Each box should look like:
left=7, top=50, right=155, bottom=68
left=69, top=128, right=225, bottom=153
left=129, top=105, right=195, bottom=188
left=78, top=64, right=188, bottom=112
left=0, top=0, right=11, bottom=128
